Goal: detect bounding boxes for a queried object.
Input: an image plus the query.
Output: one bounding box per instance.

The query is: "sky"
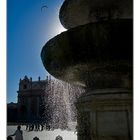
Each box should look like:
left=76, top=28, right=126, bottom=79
left=7, top=0, right=66, bottom=103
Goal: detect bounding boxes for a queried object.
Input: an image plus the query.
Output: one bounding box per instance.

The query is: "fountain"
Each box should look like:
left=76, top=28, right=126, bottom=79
left=41, top=0, right=132, bottom=140
left=43, top=78, right=84, bottom=130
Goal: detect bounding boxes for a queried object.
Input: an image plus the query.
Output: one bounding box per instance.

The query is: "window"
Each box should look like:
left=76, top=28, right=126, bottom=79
left=23, top=84, right=27, bottom=89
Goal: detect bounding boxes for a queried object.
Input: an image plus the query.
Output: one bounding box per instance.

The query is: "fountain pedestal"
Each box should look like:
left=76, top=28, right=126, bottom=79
left=76, top=89, right=132, bottom=140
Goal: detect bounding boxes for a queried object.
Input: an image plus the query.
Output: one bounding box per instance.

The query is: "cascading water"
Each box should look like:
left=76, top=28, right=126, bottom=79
left=43, top=76, right=85, bottom=130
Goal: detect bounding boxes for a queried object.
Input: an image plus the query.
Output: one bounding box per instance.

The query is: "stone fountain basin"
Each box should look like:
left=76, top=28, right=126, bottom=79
left=41, top=19, right=132, bottom=88
left=59, top=0, right=132, bottom=29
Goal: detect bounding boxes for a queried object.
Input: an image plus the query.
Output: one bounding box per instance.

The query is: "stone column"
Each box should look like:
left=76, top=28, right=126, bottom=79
left=36, top=96, right=40, bottom=118
left=27, top=97, right=31, bottom=121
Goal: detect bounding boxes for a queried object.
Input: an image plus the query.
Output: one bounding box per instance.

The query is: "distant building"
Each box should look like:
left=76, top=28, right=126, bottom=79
left=7, top=75, right=50, bottom=123
left=7, top=102, right=18, bottom=122
left=17, top=75, right=50, bottom=122
left=7, top=75, right=82, bottom=125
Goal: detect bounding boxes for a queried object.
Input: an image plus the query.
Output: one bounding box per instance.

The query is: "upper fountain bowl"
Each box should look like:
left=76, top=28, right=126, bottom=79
left=59, top=0, right=132, bottom=29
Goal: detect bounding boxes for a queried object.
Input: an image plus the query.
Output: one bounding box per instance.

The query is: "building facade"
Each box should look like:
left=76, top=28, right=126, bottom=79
left=17, top=76, right=49, bottom=122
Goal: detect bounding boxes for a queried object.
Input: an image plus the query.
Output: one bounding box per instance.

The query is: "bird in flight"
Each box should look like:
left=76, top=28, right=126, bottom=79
left=41, top=5, right=48, bottom=12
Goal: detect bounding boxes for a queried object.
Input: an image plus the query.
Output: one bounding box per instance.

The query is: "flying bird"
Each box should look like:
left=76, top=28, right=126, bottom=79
left=41, top=5, right=48, bottom=12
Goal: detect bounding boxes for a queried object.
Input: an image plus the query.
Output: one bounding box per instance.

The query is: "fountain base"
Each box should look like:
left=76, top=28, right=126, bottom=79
left=76, top=88, right=132, bottom=140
